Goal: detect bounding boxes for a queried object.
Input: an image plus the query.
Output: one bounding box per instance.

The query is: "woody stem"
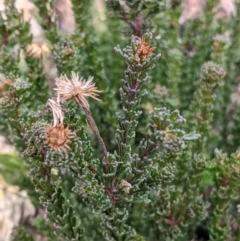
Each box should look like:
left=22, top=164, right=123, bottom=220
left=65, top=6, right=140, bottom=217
left=40, top=56, right=55, bottom=96
left=75, top=97, right=109, bottom=171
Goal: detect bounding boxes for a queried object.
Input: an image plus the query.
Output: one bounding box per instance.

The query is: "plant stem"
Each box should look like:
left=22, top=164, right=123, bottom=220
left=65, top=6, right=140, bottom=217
left=75, top=96, right=109, bottom=171
left=40, top=56, right=55, bottom=96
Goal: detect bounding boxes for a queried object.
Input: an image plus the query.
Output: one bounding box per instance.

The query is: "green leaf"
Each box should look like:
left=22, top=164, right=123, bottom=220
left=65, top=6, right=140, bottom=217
left=0, top=152, right=25, bottom=171
left=200, top=169, right=214, bottom=188
left=182, top=133, right=201, bottom=141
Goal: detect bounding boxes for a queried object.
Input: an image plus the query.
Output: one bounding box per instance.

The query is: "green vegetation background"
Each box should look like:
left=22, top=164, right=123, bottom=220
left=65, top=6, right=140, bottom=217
left=1, top=0, right=240, bottom=240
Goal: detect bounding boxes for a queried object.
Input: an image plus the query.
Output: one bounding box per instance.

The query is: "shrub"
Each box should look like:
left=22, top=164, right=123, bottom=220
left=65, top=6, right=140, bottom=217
left=1, top=1, right=240, bottom=240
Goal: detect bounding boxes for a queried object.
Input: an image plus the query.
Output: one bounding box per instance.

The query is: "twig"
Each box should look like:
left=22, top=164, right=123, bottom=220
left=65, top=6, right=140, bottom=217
left=75, top=96, right=109, bottom=172
left=40, top=56, right=55, bottom=96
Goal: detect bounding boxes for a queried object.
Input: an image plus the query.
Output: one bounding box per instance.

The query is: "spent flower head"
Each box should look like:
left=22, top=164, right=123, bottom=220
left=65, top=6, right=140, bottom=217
left=54, top=72, right=102, bottom=110
left=26, top=42, right=51, bottom=58
left=45, top=123, right=75, bottom=152
left=45, top=97, right=75, bottom=152
left=134, top=33, right=156, bottom=63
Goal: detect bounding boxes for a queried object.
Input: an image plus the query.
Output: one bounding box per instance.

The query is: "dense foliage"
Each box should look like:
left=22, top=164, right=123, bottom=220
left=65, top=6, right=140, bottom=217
left=1, top=0, right=240, bottom=240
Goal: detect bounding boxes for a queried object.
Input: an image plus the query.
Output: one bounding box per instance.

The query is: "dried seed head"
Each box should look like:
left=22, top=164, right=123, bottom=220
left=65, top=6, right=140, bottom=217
left=45, top=123, right=75, bottom=152
left=54, top=72, right=102, bottom=109
left=26, top=42, right=51, bottom=58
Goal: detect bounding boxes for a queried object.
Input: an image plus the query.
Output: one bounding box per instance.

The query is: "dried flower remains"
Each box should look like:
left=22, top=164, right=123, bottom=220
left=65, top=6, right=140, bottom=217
left=134, top=35, right=155, bottom=63
left=45, top=123, right=75, bottom=152
left=55, top=72, right=102, bottom=110
left=121, top=179, right=132, bottom=194
left=26, top=42, right=51, bottom=58
left=45, top=98, right=75, bottom=152
left=47, top=98, right=64, bottom=127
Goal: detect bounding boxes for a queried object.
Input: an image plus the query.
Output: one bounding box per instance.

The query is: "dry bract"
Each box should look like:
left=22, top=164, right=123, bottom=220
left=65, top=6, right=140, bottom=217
left=55, top=72, right=102, bottom=110
left=47, top=98, right=64, bottom=127
left=26, top=42, right=51, bottom=58
left=121, top=179, right=132, bottom=194
left=135, top=36, right=155, bottom=63
left=45, top=123, right=75, bottom=152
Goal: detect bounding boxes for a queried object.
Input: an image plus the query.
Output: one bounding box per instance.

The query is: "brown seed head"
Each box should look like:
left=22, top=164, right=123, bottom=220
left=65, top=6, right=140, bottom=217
left=54, top=72, right=102, bottom=109
left=45, top=123, right=75, bottom=152
left=26, top=42, right=51, bottom=58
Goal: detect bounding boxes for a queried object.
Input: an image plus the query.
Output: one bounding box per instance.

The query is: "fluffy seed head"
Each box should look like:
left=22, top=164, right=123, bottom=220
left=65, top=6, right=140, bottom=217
left=54, top=72, right=102, bottom=109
